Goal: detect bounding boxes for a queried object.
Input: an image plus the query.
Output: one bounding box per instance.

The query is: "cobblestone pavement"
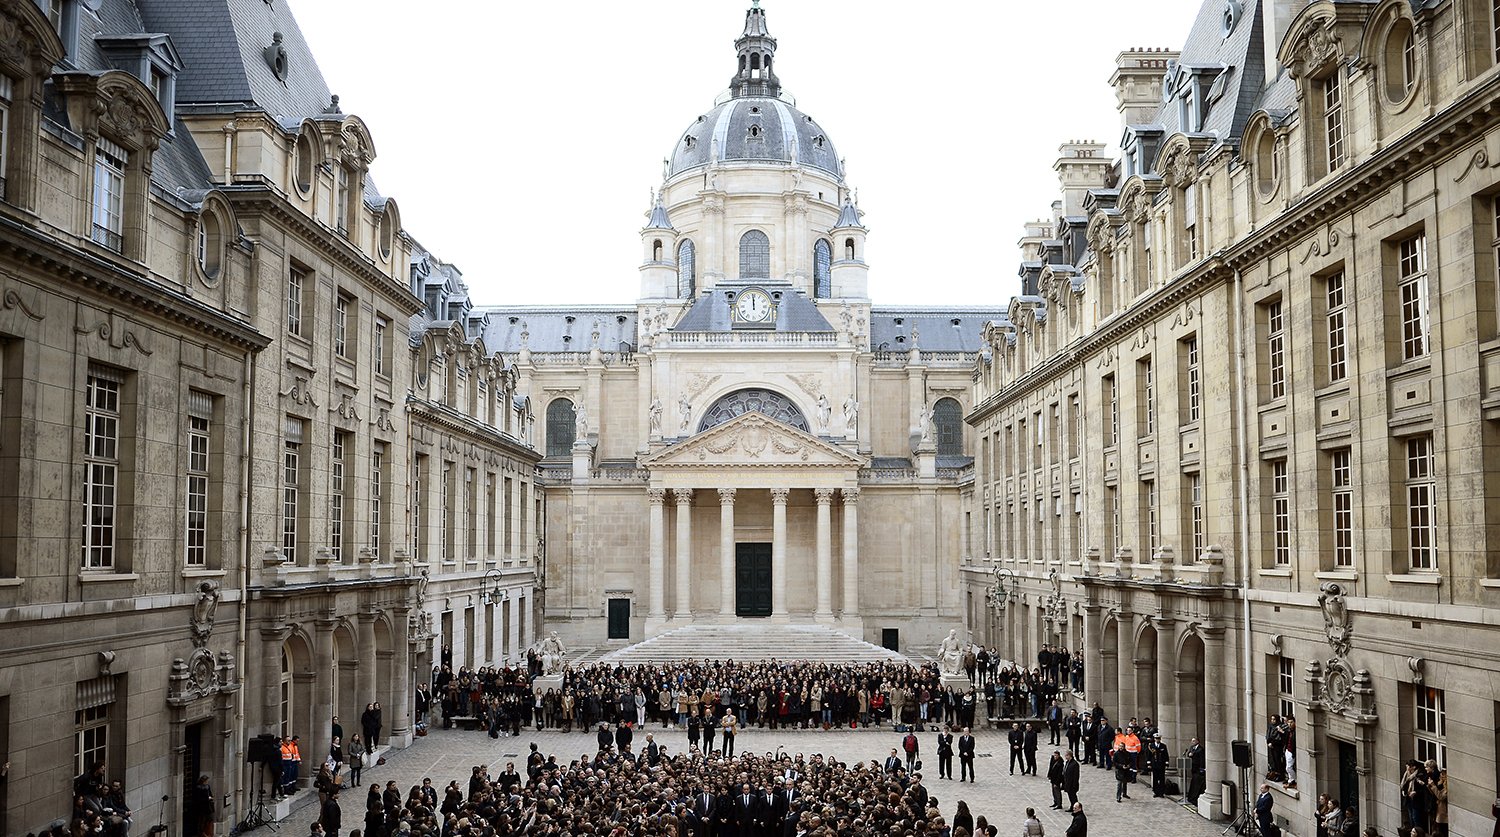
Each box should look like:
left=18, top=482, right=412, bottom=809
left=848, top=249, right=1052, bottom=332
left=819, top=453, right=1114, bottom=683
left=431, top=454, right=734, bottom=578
left=262, top=722, right=1229, bottom=837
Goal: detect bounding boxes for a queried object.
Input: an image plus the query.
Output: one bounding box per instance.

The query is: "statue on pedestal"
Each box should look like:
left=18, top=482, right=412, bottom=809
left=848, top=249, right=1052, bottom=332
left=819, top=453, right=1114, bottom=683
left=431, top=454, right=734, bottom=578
left=536, top=631, right=568, bottom=675
left=938, top=628, right=966, bottom=676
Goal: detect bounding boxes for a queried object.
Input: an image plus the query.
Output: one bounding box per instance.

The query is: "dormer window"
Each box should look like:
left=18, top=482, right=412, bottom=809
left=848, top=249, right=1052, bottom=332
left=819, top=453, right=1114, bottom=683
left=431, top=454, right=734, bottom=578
left=748, top=124, right=761, bottom=139
left=91, top=138, right=127, bottom=252
left=335, top=164, right=355, bottom=235
left=1323, top=75, right=1345, bottom=172
left=0, top=75, right=11, bottom=197
left=47, top=0, right=78, bottom=62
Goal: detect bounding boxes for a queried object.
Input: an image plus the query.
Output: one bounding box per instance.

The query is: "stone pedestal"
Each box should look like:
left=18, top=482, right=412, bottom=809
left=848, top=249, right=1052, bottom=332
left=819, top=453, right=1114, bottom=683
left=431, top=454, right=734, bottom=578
left=940, top=673, right=972, bottom=694
left=531, top=673, right=564, bottom=697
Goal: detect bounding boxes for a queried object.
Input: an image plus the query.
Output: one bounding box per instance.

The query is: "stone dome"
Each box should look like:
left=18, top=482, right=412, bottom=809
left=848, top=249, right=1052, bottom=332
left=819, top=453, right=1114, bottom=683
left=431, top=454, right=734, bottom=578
left=668, top=97, right=842, bottom=179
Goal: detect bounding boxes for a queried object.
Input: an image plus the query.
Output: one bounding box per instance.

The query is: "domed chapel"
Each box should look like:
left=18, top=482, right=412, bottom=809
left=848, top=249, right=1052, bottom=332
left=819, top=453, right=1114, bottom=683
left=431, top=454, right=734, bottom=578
left=481, top=3, right=1005, bottom=648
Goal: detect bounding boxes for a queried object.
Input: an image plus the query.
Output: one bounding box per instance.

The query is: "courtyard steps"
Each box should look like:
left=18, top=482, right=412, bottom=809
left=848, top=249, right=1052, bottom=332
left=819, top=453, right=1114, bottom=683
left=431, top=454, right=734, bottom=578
left=596, top=623, right=911, bottom=666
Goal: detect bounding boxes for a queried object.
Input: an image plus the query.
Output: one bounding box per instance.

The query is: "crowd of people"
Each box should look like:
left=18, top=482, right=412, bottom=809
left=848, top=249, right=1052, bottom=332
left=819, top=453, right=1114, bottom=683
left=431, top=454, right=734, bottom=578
left=309, top=736, right=1091, bottom=837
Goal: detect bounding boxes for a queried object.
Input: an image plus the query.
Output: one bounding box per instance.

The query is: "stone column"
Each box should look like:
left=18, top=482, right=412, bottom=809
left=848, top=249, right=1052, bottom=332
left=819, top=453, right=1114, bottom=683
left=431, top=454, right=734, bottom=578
left=718, top=488, right=737, bottom=618
left=1201, top=627, right=1228, bottom=813
left=647, top=489, right=668, bottom=623
left=1081, top=604, right=1102, bottom=706
left=673, top=489, right=694, bottom=620
left=311, top=619, right=335, bottom=782
left=1153, top=616, right=1177, bottom=749
left=841, top=488, right=860, bottom=619
left=259, top=627, right=291, bottom=734
left=1116, top=609, right=1135, bottom=720
left=814, top=488, right=835, bottom=620
left=771, top=488, right=790, bottom=619
left=390, top=608, right=412, bottom=746
left=356, top=612, right=377, bottom=721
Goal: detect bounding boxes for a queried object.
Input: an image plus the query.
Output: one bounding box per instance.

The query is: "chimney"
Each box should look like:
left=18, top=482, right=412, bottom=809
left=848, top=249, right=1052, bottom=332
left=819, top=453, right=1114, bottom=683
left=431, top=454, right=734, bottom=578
left=1054, top=140, right=1110, bottom=218
left=1018, top=220, right=1053, bottom=263
left=1109, top=47, right=1180, bottom=132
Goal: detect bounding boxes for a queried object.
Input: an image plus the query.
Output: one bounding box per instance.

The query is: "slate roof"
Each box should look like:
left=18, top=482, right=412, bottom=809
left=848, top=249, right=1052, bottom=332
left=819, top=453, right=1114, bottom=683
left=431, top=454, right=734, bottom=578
left=1147, top=0, right=1266, bottom=155
left=869, top=308, right=1009, bottom=353
left=477, top=307, right=640, bottom=354
left=669, top=97, right=841, bottom=178
left=138, top=0, right=335, bottom=123
left=674, top=284, right=833, bottom=332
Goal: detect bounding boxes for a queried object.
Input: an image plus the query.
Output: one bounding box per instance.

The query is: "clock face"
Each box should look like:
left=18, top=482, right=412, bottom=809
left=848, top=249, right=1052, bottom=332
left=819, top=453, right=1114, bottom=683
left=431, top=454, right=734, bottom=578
left=735, top=289, right=773, bottom=322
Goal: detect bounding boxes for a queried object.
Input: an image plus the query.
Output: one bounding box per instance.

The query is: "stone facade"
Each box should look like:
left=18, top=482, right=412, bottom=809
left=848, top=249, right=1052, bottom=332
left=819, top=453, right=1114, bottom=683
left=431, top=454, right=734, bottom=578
left=963, top=1, right=1500, bottom=835
left=477, top=5, right=994, bottom=652
left=0, top=1, right=539, bottom=834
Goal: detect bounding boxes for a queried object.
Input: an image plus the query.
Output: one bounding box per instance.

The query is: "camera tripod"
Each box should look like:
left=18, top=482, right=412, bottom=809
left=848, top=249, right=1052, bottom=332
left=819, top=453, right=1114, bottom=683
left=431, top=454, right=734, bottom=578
left=240, top=762, right=279, bottom=833
left=1220, top=766, right=1259, bottom=837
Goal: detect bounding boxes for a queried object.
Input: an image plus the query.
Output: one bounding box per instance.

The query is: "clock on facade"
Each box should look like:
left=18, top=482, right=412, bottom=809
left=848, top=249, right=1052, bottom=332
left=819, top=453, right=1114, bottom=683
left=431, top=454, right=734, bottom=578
left=732, top=288, right=775, bottom=325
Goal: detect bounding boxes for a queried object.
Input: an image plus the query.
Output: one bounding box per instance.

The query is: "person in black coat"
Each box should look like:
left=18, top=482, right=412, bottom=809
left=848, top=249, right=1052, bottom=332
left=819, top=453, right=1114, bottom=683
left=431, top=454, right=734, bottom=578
left=188, top=774, right=213, bottom=837
left=1066, top=802, right=1088, bottom=837
left=958, top=727, right=977, bottom=782
left=1008, top=722, right=1025, bottom=775
left=596, top=723, right=614, bottom=752
left=1047, top=751, right=1066, bottom=809
left=319, top=787, right=341, bottom=835
left=615, top=721, right=634, bottom=754
left=936, top=728, right=955, bottom=779
left=1023, top=722, right=1040, bottom=775
left=1185, top=738, right=1206, bottom=805
left=1255, top=783, right=1275, bottom=835
left=714, top=784, right=737, bottom=837
left=1114, top=745, right=1133, bottom=802
left=688, top=784, right=716, bottom=837
left=1097, top=722, right=1115, bottom=770
left=734, top=783, right=763, bottom=835
left=363, top=800, right=383, bottom=837
left=1062, top=750, right=1081, bottom=806
left=361, top=702, right=382, bottom=748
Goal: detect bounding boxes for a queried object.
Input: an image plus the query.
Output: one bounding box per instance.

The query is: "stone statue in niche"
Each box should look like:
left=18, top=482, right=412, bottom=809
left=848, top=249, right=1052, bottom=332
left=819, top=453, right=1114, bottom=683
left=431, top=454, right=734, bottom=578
left=678, top=395, right=692, bottom=433
left=574, top=400, right=589, bottom=439
left=842, top=395, right=859, bottom=436
left=190, top=580, right=220, bottom=648
left=815, top=394, right=831, bottom=433
left=648, top=397, right=663, bottom=435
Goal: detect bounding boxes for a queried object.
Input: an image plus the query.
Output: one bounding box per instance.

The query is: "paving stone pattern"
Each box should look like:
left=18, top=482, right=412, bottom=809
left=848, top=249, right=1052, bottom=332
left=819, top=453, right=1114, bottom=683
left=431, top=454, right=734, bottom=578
left=263, top=722, right=1230, bottom=837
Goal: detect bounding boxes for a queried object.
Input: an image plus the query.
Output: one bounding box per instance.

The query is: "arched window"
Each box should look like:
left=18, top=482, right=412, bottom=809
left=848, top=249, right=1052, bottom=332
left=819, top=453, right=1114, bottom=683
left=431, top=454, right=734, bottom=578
left=677, top=240, right=696, bottom=297
left=845, top=237, right=856, bottom=260
left=813, top=239, right=832, bottom=298
left=652, top=239, right=663, bottom=262
left=698, top=388, right=809, bottom=433
left=545, top=399, right=576, bottom=457
left=933, top=397, right=964, bottom=457
left=740, top=230, right=770, bottom=279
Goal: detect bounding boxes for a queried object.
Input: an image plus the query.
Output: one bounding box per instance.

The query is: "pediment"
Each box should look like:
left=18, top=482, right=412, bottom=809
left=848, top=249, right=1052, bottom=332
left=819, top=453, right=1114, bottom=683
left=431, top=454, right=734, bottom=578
left=642, top=411, right=867, bottom=469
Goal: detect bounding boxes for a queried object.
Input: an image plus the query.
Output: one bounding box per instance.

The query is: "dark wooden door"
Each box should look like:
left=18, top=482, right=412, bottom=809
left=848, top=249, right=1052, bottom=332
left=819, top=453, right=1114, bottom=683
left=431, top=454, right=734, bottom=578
left=607, top=598, right=631, bottom=639
left=735, top=543, right=772, bottom=617
left=1337, top=740, right=1359, bottom=813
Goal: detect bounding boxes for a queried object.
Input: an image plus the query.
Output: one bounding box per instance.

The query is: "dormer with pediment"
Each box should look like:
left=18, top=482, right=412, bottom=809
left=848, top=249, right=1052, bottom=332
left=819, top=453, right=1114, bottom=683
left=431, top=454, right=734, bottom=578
left=0, top=0, right=66, bottom=216
left=1113, top=174, right=1166, bottom=306
left=1277, top=2, right=1374, bottom=186
left=1155, top=133, right=1216, bottom=273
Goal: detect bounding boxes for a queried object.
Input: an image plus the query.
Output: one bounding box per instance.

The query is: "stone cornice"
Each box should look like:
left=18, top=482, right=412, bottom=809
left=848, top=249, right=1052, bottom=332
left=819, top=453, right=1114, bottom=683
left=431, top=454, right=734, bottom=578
left=1228, top=68, right=1500, bottom=264
left=220, top=187, right=424, bottom=316
left=406, top=396, right=541, bottom=463
left=0, top=213, right=269, bottom=352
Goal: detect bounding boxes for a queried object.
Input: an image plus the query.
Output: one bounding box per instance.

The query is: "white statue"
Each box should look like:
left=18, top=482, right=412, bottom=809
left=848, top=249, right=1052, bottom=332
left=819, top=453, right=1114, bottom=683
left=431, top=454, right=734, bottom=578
left=842, top=395, right=859, bottom=436
left=648, top=397, right=663, bottom=435
left=938, top=629, right=965, bottom=676
left=816, top=394, right=832, bottom=433
left=537, top=631, right=568, bottom=675
left=678, top=395, right=693, bottom=433
left=915, top=401, right=935, bottom=444
left=574, top=401, right=589, bottom=438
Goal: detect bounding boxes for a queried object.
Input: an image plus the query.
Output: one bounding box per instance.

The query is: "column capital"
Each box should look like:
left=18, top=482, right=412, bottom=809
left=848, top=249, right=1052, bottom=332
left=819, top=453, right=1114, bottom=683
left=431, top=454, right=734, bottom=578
left=841, top=487, right=860, bottom=505
left=813, top=487, right=836, bottom=504
left=647, top=488, right=668, bottom=506
left=718, top=487, right=737, bottom=505
left=770, top=487, right=791, bottom=504
left=672, top=488, right=695, bottom=506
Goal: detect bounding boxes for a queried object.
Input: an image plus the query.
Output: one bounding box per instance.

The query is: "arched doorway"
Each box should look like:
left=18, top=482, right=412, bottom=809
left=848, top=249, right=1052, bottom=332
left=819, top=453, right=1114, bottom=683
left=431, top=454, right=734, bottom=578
left=1135, top=621, right=1159, bottom=728
left=1177, top=632, right=1207, bottom=744
left=281, top=633, right=315, bottom=744
left=1100, top=618, right=1120, bottom=721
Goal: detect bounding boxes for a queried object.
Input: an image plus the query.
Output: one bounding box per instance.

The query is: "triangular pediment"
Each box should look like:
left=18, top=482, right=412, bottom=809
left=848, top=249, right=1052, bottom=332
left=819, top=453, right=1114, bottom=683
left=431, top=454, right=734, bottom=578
left=642, top=412, right=867, bottom=469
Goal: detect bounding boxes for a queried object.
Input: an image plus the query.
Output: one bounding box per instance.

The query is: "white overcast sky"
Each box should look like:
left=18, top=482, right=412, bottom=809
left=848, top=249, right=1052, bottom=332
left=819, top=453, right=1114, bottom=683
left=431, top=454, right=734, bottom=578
left=291, top=0, right=1207, bottom=306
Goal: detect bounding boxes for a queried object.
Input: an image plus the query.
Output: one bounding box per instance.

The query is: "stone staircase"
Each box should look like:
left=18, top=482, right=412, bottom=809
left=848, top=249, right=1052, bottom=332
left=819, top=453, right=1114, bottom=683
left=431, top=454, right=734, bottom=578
left=597, top=624, right=911, bottom=665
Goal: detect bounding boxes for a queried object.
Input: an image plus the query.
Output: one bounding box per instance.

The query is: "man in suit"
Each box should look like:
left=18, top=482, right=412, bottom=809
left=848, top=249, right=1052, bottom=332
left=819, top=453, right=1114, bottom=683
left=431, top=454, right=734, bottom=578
left=1066, top=802, right=1088, bottom=837
left=958, top=727, right=977, bottom=783
left=1062, top=750, right=1081, bottom=807
left=1064, top=709, right=1082, bottom=758
left=1184, top=738, right=1206, bottom=806
left=884, top=748, right=902, bottom=774
left=318, top=786, right=341, bottom=836
left=775, top=779, right=801, bottom=837
left=936, top=727, right=954, bottom=780
left=690, top=784, right=717, bottom=837
left=1024, top=722, right=1040, bottom=775
left=1008, top=722, right=1025, bottom=775
left=1255, top=783, right=1275, bottom=836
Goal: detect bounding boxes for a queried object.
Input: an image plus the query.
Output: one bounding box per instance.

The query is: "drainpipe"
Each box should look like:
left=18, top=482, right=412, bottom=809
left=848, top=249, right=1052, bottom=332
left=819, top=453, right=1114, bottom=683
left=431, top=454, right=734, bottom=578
left=1231, top=268, right=1254, bottom=747
left=232, top=346, right=256, bottom=826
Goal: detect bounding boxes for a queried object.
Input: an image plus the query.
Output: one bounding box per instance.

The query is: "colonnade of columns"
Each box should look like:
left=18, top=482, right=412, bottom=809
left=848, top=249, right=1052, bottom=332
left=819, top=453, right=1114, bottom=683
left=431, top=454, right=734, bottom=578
left=646, top=485, right=861, bottom=623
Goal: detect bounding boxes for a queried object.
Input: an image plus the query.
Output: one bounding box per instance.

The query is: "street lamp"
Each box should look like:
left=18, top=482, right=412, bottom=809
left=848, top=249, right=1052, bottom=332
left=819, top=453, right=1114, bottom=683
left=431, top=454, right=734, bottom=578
left=479, top=569, right=507, bottom=606
left=985, top=565, right=1016, bottom=613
